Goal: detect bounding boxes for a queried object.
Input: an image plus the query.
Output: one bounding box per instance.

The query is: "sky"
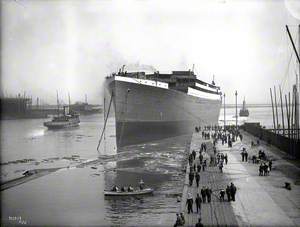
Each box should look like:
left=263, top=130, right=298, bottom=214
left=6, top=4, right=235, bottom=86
left=1, top=0, right=300, bottom=104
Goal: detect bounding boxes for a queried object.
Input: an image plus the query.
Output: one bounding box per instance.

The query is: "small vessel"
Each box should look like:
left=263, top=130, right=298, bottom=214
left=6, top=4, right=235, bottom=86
left=104, top=188, right=154, bottom=196
left=239, top=97, right=249, bottom=117
left=44, top=92, right=80, bottom=129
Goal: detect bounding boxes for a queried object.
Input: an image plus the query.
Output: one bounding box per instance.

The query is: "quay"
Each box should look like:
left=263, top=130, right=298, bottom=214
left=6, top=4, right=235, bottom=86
left=179, top=128, right=300, bottom=226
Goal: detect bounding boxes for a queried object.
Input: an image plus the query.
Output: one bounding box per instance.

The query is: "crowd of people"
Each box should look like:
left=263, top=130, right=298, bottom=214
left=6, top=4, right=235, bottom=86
left=174, top=126, right=241, bottom=227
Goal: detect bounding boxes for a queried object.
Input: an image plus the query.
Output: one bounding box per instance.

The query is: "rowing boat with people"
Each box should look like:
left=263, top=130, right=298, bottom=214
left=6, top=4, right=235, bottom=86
left=104, top=188, right=154, bottom=196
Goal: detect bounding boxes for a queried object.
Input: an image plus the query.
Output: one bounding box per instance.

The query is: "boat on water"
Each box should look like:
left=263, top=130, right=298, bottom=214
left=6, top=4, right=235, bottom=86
left=44, top=93, right=80, bottom=129
left=104, top=188, right=154, bottom=196
left=43, top=110, right=80, bottom=129
left=239, top=97, right=249, bottom=117
left=103, top=65, right=222, bottom=148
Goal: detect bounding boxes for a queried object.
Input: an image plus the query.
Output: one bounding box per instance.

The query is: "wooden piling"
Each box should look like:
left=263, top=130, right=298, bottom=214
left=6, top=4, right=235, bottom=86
left=274, top=86, right=279, bottom=133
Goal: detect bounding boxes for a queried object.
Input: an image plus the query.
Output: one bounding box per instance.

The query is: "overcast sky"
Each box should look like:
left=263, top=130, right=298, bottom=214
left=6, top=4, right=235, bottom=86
left=1, top=0, right=300, bottom=104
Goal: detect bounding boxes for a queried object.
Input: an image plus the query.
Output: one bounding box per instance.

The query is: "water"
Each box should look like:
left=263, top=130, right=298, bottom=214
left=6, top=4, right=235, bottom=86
left=1, top=114, right=189, bottom=226
left=1, top=107, right=276, bottom=226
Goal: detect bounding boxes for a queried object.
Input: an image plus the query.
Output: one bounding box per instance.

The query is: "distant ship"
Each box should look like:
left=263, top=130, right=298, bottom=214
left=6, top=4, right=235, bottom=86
left=103, top=66, right=222, bottom=148
left=44, top=93, right=80, bottom=129
left=239, top=97, right=249, bottom=117
left=70, top=95, right=102, bottom=115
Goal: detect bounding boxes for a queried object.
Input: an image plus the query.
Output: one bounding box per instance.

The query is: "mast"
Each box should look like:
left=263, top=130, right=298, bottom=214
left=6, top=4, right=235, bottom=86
left=103, top=96, right=106, bottom=154
left=286, top=25, right=300, bottom=64
left=56, top=90, right=59, bottom=116
left=68, top=92, right=71, bottom=106
left=235, top=90, right=238, bottom=131
left=85, top=94, right=88, bottom=104
left=274, top=86, right=279, bottom=132
left=279, top=86, right=285, bottom=136
left=270, top=88, right=276, bottom=134
left=223, top=93, right=226, bottom=130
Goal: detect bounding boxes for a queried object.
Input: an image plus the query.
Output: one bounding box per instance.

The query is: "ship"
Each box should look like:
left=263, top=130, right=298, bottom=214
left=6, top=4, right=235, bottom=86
left=239, top=97, right=249, bottom=117
left=103, top=67, right=222, bottom=148
left=43, top=106, right=80, bottom=129
left=43, top=92, right=80, bottom=129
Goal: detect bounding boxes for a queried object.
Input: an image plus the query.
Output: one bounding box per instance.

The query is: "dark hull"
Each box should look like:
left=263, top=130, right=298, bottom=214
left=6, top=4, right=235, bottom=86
left=104, top=77, right=221, bottom=148
left=116, top=120, right=195, bottom=147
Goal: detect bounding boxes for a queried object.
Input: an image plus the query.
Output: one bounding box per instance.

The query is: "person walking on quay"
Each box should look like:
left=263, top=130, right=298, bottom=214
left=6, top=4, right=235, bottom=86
left=220, top=189, right=225, bottom=202
left=199, top=153, right=203, bottom=164
left=241, top=148, right=245, bottom=162
left=219, top=161, right=223, bottom=173
left=195, top=193, right=202, bottom=214
left=226, top=185, right=231, bottom=201
left=206, top=187, right=212, bottom=203
left=224, top=153, right=228, bottom=165
left=189, top=172, right=194, bottom=186
left=245, top=150, right=248, bottom=162
left=186, top=193, right=194, bottom=214
left=230, top=182, right=237, bottom=202
left=195, top=171, right=200, bottom=188
left=202, top=160, right=207, bottom=171
left=268, top=160, right=272, bottom=171
left=239, top=133, right=243, bottom=141
left=192, top=150, right=196, bottom=160
left=201, top=187, right=206, bottom=203
left=259, top=163, right=263, bottom=176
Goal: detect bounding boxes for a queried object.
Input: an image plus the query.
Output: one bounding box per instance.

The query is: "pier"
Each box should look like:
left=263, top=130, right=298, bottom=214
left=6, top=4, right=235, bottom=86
left=179, top=128, right=300, bottom=226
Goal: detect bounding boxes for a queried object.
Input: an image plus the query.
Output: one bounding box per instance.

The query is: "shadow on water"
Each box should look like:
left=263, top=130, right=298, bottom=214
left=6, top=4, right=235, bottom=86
left=103, top=134, right=191, bottom=226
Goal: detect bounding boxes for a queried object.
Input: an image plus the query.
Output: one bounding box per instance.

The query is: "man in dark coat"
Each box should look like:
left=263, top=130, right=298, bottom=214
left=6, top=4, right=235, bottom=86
left=230, top=182, right=237, bottom=201
left=202, top=160, right=206, bottom=171
left=268, top=160, right=272, bottom=171
left=206, top=187, right=212, bottom=203
left=226, top=185, right=231, bottom=201
left=245, top=151, right=248, bottom=162
left=195, top=172, right=200, bottom=188
left=224, top=153, right=228, bottom=165
left=189, top=172, right=194, bottom=186
left=201, top=187, right=206, bottom=203
left=192, top=150, right=196, bottom=160
left=195, top=193, right=202, bottom=213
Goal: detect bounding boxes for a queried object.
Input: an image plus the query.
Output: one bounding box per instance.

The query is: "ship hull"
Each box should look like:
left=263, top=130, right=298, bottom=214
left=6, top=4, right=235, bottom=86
left=104, top=77, right=221, bottom=148
left=43, top=119, right=80, bottom=129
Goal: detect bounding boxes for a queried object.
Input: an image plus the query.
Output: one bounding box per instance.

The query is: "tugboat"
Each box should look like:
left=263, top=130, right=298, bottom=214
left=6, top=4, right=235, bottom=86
left=44, top=92, right=80, bottom=129
left=239, top=97, right=249, bottom=117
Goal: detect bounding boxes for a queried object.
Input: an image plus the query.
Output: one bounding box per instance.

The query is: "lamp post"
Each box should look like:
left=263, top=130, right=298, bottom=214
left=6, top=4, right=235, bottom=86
left=223, top=93, right=226, bottom=130
left=235, top=90, right=238, bottom=131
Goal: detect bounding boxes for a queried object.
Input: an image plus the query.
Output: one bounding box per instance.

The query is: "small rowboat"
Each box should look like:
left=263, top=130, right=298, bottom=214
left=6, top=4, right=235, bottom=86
left=104, top=188, right=154, bottom=196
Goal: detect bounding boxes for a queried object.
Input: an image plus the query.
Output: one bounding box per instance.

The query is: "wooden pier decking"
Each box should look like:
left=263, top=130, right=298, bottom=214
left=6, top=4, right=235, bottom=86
left=180, top=132, right=238, bottom=226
